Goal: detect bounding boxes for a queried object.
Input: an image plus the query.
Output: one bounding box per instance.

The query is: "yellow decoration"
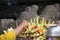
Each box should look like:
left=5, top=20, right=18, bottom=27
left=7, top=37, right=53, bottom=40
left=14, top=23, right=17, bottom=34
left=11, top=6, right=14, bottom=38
left=40, top=17, right=46, bottom=27
left=20, top=17, right=55, bottom=40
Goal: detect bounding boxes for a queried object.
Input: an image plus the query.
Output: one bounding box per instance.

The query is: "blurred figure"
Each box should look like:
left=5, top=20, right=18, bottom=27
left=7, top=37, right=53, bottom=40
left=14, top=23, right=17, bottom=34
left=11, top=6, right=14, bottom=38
left=40, top=3, right=60, bottom=21
left=19, top=5, right=38, bottom=21
left=56, top=20, right=60, bottom=26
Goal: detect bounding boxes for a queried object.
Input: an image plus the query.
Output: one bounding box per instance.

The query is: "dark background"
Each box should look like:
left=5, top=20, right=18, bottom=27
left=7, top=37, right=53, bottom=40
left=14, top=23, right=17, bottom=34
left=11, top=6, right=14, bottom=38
left=0, top=0, right=59, bottom=19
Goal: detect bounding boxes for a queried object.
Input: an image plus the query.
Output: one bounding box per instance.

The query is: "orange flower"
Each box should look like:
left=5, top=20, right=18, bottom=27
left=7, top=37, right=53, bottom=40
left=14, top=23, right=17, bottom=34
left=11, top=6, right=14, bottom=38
left=33, top=25, right=37, bottom=29
left=37, top=29, right=43, bottom=34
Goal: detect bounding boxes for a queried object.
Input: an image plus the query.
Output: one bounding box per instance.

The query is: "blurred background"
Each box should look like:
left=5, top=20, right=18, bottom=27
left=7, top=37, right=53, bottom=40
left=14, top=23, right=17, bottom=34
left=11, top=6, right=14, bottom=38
left=0, top=0, right=59, bottom=19
left=0, top=0, right=60, bottom=39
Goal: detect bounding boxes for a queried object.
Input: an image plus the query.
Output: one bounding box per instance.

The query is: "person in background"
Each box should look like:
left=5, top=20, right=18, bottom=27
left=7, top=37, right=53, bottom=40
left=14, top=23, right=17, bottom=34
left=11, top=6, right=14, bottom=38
left=56, top=20, right=60, bottom=26
left=0, top=20, right=29, bottom=40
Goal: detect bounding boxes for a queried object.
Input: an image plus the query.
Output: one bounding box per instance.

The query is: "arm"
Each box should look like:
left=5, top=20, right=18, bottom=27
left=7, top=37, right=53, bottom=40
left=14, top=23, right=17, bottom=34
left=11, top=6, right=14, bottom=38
left=0, top=20, right=29, bottom=40
left=14, top=20, right=29, bottom=36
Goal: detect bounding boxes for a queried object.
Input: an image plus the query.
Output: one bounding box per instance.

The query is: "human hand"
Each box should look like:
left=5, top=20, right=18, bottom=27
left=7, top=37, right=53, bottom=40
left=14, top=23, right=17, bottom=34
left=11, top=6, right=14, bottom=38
left=19, top=20, right=29, bottom=28
left=14, top=20, right=29, bottom=36
left=18, top=20, right=29, bottom=32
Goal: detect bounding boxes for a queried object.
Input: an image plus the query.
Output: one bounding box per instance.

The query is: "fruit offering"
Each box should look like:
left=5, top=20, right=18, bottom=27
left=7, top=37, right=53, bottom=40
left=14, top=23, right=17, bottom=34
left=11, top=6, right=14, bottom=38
left=19, top=17, right=54, bottom=40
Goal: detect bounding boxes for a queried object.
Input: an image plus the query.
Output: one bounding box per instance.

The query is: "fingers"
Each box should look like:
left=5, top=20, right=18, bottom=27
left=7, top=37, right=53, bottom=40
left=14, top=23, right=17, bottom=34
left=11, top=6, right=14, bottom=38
left=21, top=20, right=29, bottom=26
left=18, top=20, right=29, bottom=32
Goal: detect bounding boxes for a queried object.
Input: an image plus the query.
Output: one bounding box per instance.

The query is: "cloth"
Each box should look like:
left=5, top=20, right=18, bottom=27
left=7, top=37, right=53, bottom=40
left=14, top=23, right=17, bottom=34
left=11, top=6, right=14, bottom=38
left=0, top=30, right=16, bottom=40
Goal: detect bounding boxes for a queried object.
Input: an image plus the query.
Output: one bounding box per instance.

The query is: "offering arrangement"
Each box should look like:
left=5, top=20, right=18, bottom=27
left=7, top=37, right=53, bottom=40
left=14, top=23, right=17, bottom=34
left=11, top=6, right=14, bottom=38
left=18, top=17, right=54, bottom=40
left=3, top=17, right=55, bottom=40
